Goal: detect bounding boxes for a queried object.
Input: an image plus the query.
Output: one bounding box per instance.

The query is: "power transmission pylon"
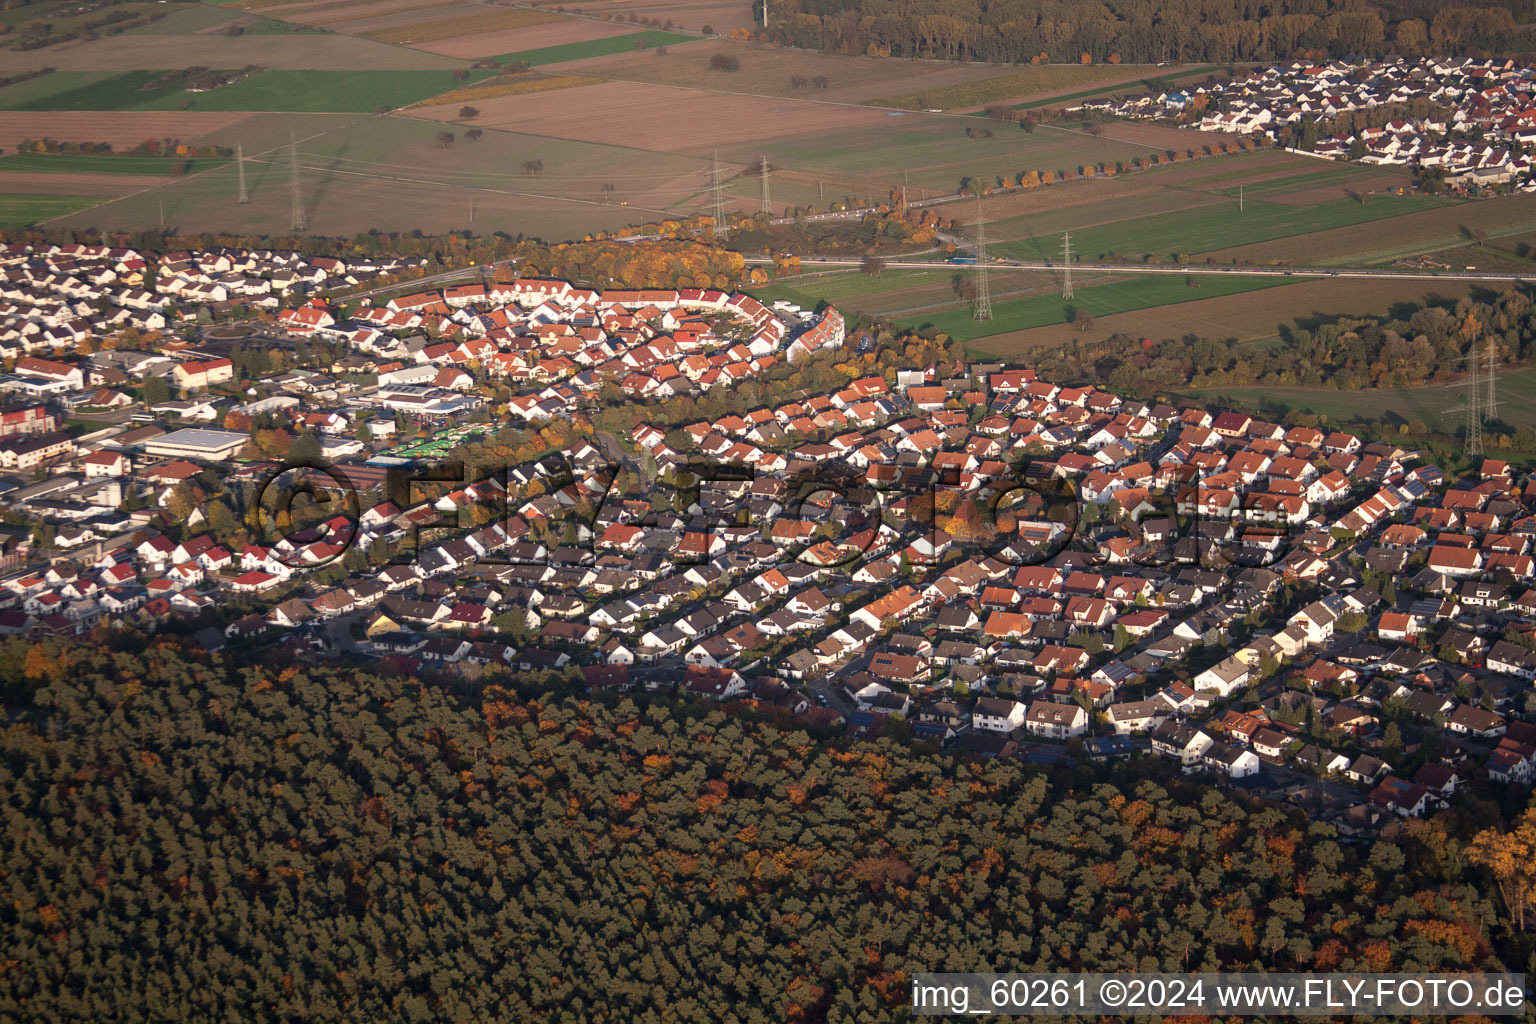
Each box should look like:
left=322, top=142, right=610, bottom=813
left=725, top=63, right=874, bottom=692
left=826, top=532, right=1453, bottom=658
left=972, top=197, right=992, bottom=322
left=1238, top=182, right=1243, bottom=212
left=1486, top=334, right=1499, bottom=422
left=759, top=155, right=771, bottom=215
left=236, top=143, right=249, bottom=204
left=288, top=134, right=307, bottom=232
left=901, top=170, right=908, bottom=215
left=708, top=149, right=726, bottom=238
left=1464, top=344, right=1484, bottom=457
left=1061, top=230, right=1074, bottom=300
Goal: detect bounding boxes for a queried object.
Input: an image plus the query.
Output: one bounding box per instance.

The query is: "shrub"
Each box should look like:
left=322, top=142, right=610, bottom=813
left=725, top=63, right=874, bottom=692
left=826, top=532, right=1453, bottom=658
left=709, top=52, right=740, bottom=72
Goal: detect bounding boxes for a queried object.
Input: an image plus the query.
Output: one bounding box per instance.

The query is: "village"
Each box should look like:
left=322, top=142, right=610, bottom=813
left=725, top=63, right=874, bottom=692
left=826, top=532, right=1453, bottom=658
left=1094, top=56, right=1536, bottom=190
left=1, top=236, right=1535, bottom=838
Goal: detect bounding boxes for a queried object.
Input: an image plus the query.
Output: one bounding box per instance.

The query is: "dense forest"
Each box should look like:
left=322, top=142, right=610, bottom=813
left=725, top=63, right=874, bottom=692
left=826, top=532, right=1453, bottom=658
left=762, top=0, right=1536, bottom=65
left=0, top=641, right=1529, bottom=1022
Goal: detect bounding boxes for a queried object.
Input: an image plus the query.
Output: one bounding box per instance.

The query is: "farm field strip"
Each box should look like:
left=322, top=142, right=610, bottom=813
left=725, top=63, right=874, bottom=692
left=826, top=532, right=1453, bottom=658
left=488, top=30, right=695, bottom=67
left=992, top=192, right=1455, bottom=262
left=0, top=72, right=118, bottom=111
left=0, top=153, right=230, bottom=175
left=555, top=42, right=1027, bottom=105
left=0, top=33, right=470, bottom=73
left=0, top=193, right=105, bottom=227
left=895, top=271, right=1293, bottom=343
left=1207, top=191, right=1536, bottom=266
left=360, top=7, right=561, bottom=44
left=0, top=111, right=253, bottom=154
left=1176, top=363, right=1536, bottom=433
left=872, top=64, right=1164, bottom=111
left=970, top=277, right=1479, bottom=357
left=414, top=17, right=643, bottom=59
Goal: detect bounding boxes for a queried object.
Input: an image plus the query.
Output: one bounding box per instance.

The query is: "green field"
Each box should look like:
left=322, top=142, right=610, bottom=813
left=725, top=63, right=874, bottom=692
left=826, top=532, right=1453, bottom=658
left=491, top=31, right=695, bottom=68
left=7, top=71, right=192, bottom=111
left=0, top=194, right=102, bottom=227
left=8, top=70, right=495, bottom=113
left=753, top=268, right=959, bottom=308
left=0, top=153, right=229, bottom=174
left=993, top=192, right=1456, bottom=262
left=898, top=272, right=1292, bottom=343
left=1181, top=365, right=1536, bottom=434
left=0, top=72, right=120, bottom=111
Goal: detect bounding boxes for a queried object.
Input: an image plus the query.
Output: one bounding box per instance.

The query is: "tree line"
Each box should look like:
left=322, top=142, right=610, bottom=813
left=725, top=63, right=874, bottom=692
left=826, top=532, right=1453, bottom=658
left=760, top=0, right=1536, bottom=65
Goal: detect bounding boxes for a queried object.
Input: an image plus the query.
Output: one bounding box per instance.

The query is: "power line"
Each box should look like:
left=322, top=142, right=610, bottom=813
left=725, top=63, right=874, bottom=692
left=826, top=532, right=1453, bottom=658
left=1486, top=334, right=1499, bottom=422
left=236, top=143, right=249, bottom=205
left=289, top=133, right=307, bottom=232
left=709, top=149, right=726, bottom=238
left=973, top=196, right=992, bottom=322
left=1061, top=230, right=1074, bottom=300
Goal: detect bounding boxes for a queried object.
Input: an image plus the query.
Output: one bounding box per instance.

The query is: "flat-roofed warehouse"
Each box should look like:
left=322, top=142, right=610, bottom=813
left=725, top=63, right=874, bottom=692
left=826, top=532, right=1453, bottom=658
left=140, top=428, right=248, bottom=462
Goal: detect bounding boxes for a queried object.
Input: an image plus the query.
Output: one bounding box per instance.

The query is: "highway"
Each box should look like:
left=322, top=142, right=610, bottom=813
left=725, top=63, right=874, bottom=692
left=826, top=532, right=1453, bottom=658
left=740, top=255, right=1536, bottom=285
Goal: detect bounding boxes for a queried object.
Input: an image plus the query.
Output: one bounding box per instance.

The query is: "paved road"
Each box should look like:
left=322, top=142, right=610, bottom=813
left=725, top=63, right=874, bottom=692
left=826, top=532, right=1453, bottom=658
left=341, top=261, right=506, bottom=302
left=742, top=255, right=1536, bottom=285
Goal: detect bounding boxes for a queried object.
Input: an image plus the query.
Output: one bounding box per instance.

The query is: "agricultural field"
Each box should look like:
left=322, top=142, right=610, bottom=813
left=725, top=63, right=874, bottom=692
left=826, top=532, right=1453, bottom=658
left=408, top=80, right=910, bottom=154
left=1, top=30, right=468, bottom=73
left=984, top=150, right=1437, bottom=263
left=0, top=193, right=103, bottom=227
left=0, top=110, right=252, bottom=152
left=873, top=64, right=1177, bottom=112
left=121, top=3, right=247, bottom=34
left=555, top=40, right=1041, bottom=105
left=1206, top=190, right=1536, bottom=266
left=486, top=30, right=696, bottom=67
left=359, top=8, right=562, bottom=45
left=525, top=0, right=757, bottom=33
left=0, top=153, right=229, bottom=175
left=45, top=113, right=709, bottom=239
left=968, top=276, right=1480, bottom=356
left=0, top=72, right=117, bottom=111
left=412, top=74, right=602, bottom=108
left=1179, top=363, right=1536, bottom=434
left=4, top=69, right=494, bottom=114
left=895, top=272, right=1293, bottom=344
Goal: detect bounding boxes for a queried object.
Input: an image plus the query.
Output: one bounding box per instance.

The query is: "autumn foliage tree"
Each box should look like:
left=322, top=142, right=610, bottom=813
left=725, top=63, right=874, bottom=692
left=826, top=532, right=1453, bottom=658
left=1469, top=808, right=1536, bottom=931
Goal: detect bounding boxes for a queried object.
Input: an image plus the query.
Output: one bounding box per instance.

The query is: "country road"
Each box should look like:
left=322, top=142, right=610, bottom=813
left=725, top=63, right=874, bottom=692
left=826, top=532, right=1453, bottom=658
left=740, top=255, right=1536, bottom=285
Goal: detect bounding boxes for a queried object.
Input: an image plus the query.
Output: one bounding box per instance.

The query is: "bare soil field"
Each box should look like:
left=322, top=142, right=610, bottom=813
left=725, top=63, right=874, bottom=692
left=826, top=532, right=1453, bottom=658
left=279, top=0, right=455, bottom=26
left=0, top=171, right=159, bottom=196
left=411, top=80, right=899, bottom=152
left=361, top=8, right=562, bottom=44
left=0, top=111, right=252, bottom=152
left=2, top=33, right=468, bottom=72
left=1094, top=120, right=1243, bottom=152
left=1207, top=193, right=1536, bottom=265
left=419, top=17, right=637, bottom=58
left=320, top=3, right=475, bottom=35
left=885, top=65, right=1166, bottom=112
left=968, top=277, right=1479, bottom=356
left=46, top=156, right=660, bottom=239
left=544, top=0, right=756, bottom=33
left=557, top=41, right=1020, bottom=104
